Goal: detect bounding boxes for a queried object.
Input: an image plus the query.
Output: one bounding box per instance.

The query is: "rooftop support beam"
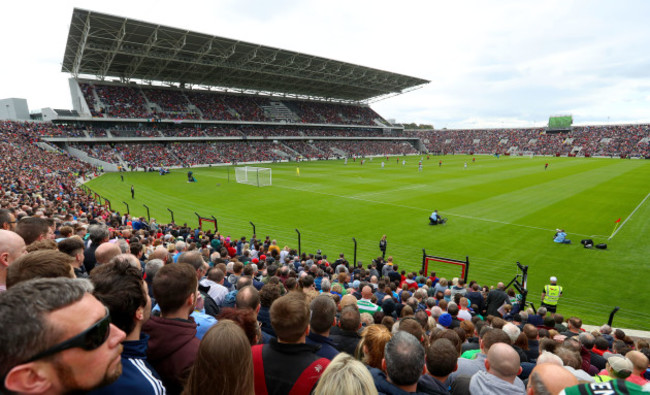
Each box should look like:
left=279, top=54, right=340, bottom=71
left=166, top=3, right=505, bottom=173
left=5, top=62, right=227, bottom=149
left=97, top=19, right=127, bottom=79
left=71, top=13, right=92, bottom=76
left=124, top=25, right=159, bottom=79
left=150, top=31, right=189, bottom=81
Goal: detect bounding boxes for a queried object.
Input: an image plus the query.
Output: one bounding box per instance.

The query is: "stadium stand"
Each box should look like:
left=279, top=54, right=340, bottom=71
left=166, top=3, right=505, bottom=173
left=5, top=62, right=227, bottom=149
left=2, top=8, right=649, bottom=395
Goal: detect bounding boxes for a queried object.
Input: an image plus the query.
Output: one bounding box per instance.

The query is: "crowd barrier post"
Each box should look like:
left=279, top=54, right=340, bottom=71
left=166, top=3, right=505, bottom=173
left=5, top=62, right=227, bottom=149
left=295, top=228, right=301, bottom=256
left=250, top=221, right=256, bottom=236
left=122, top=201, right=129, bottom=215
left=143, top=204, right=150, bottom=222
left=167, top=208, right=174, bottom=224
left=212, top=216, right=218, bottom=232
left=352, top=237, right=357, bottom=268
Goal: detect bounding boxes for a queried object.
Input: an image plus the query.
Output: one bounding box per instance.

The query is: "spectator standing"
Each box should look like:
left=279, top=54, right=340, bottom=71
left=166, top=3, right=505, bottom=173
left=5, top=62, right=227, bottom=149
left=252, top=292, right=329, bottom=394
left=0, top=278, right=126, bottom=394
left=370, top=331, right=427, bottom=394
left=183, top=320, right=254, bottom=395
left=143, top=263, right=201, bottom=394
left=0, top=229, right=27, bottom=291
left=89, top=259, right=166, bottom=395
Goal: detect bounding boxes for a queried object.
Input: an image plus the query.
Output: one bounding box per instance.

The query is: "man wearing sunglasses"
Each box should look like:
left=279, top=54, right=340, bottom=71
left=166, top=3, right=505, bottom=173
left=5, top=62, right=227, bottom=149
left=0, top=277, right=126, bottom=394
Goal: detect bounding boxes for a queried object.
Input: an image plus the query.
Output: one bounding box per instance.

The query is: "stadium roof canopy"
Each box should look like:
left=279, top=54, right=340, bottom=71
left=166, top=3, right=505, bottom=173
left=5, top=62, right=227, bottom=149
left=62, top=8, right=429, bottom=103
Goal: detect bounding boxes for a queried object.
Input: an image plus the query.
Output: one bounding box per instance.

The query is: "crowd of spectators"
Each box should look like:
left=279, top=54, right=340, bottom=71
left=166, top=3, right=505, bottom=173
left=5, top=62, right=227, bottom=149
left=0, top=206, right=648, bottom=393
left=313, top=140, right=418, bottom=157
left=78, top=81, right=385, bottom=125
left=410, top=125, right=650, bottom=158
left=73, top=143, right=120, bottom=163
left=115, top=144, right=180, bottom=168
left=287, top=100, right=383, bottom=125
left=1, top=117, right=650, bottom=394
left=283, top=140, right=325, bottom=159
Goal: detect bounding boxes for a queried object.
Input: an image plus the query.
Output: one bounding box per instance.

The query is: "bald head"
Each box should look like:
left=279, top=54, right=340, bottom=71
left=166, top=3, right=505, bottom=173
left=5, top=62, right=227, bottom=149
left=361, top=285, right=373, bottom=299
left=340, top=294, right=358, bottom=310
left=486, top=343, right=521, bottom=383
left=95, top=242, right=122, bottom=265
left=149, top=245, right=169, bottom=262
left=527, top=363, right=578, bottom=395
left=0, top=230, right=27, bottom=267
left=626, top=350, right=649, bottom=375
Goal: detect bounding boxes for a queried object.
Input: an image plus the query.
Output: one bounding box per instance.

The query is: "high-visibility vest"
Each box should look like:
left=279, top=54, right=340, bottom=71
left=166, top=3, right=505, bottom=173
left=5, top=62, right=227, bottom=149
left=543, top=285, right=562, bottom=305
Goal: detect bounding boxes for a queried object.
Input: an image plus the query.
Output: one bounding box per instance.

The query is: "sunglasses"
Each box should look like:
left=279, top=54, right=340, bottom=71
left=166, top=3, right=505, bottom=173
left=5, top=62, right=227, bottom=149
left=24, top=306, right=112, bottom=364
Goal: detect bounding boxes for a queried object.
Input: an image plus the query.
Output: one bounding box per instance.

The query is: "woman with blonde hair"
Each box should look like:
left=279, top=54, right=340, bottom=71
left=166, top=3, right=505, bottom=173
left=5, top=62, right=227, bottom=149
left=183, top=320, right=254, bottom=395
left=356, top=324, right=393, bottom=370
left=313, top=353, right=378, bottom=395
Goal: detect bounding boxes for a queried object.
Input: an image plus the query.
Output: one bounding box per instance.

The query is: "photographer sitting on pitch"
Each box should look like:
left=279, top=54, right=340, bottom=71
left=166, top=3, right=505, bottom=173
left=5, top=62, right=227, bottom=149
left=429, top=210, right=447, bottom=225
left=553, top=229, right=571, bottom=244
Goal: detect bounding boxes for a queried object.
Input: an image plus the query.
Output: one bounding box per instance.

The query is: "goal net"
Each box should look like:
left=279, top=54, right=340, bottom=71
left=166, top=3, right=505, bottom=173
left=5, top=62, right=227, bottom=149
left=235, top=167, right=272, bottom=187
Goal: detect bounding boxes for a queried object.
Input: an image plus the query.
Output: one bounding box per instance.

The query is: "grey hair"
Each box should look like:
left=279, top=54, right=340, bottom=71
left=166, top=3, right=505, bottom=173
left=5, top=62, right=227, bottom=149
left=145, top=259, right=164, bottom=279
left=528, top=371, right=552, bottom=395
left=384, top=331, right=425, bottom=386
left=502, top=323, right=521, bottom=344
left=109, top=254, right=141, bottom=271
left=321, top=278, right=331, bottom=292
left=0, top=278, right=94, bottom=377
left=88, top=224, right=109, bottom=244
left=117, top=239, right=129, bottom=253
left=536, top=351, right=563, bottom=366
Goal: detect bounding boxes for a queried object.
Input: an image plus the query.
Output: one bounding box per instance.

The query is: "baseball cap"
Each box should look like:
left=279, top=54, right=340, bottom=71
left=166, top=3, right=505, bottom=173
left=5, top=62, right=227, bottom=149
left=252, top=258, right=259, bottom=264
left=607, top=356, right=633, bottom=376
left=352, top=280, right=360, bottom=289
left=439, top=313, right=452, bottom=328
left=550, top=276, right=557, bottom=282
left=259, top=255, right=266, bottom=261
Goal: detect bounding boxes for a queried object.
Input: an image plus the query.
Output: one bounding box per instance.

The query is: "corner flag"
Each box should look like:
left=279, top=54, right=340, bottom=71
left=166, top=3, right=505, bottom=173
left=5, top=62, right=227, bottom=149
left=608, top=218, right=622, bottom=240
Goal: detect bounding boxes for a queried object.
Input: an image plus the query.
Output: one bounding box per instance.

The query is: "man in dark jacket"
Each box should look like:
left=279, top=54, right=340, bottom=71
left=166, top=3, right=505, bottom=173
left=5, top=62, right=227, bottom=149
left=370, top=331, right=428, bottom=394
left=89, top=258, right=166, bottom=395
left=143, top=263, right=200, bottom=395
left=84, top=224, right=109, bottom=273
left=306, top=295, right=339, bottom=360
left=330, top=305, right=362, bottom=355
left=419, top=338, right=457, bottom=395
left=252, top=292, right=328, bottom=394
left=485, top=282, right=509, bottom=317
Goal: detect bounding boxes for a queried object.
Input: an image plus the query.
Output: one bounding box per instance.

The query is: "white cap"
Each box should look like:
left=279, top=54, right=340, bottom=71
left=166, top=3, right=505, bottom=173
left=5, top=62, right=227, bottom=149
left=550, top=276, right=557, bottom=282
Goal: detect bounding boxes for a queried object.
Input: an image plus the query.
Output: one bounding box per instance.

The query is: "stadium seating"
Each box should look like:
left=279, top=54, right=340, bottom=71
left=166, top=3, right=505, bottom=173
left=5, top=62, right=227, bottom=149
left=2, top=117, right=650, bottom=395
left=77, top=80, right=386, bottom=125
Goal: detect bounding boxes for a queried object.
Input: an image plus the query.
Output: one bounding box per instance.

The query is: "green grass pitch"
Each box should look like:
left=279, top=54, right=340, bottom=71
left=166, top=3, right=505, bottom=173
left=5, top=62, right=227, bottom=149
left=87, top=155, right=650, bottom=330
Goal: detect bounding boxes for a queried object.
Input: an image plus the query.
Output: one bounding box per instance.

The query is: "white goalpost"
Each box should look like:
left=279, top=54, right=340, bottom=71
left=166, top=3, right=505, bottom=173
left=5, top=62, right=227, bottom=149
left=235, top=167, right=272, bottom=187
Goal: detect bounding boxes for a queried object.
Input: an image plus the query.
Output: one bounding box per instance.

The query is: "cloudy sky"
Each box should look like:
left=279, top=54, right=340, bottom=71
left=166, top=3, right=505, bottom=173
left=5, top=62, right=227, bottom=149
left=2, top=0, right=650, bottom=128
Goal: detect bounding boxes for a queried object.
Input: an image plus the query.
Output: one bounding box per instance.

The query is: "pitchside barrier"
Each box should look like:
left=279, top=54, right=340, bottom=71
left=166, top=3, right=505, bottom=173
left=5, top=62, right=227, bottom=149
left=422, top=249, right=469, bottom=283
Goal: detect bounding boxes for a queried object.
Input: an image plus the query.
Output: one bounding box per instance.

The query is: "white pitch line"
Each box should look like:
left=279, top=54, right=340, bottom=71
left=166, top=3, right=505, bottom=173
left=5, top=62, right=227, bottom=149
left=274, top=183, right=599, bottom=238
left=609, top=191, right=650, bottom=239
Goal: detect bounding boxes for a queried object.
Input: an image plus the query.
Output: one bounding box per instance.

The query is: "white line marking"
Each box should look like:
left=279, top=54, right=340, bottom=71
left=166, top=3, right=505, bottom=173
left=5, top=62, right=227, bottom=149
left=274, top=183, right=599, bottom=238
left=609, top=191, right=650, bottom=239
